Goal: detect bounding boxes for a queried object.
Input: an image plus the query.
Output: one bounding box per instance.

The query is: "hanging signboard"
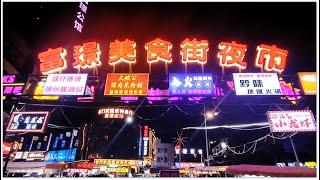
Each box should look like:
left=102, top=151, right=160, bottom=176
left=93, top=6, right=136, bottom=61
left=232, top=73, right=282, bottom=95
left=43, top=73, right=88, bottom=95
left=3, top=75, right=25, bottom=96
left=297, top=72, right=317, bottom=95
left=98, top=107, right=133, bottom=119
left=104, top=73, right=149, bottom=96
left=6, top=111, right=49, bottom=133
left=267, top=110, right=316, bottom=132
left=169, top=73, right=214, bottom=96
left=3, top=142, right=12, bottom=156
left=142, top=125, right=149, bottom=156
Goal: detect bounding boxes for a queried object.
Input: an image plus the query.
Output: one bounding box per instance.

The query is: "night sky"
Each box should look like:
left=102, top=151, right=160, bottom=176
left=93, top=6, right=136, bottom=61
left=3, top=2, right=317, bottom=164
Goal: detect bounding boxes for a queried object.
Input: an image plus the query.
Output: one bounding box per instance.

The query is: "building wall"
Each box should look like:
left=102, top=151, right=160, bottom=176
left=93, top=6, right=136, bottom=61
left=152, top=139, right=174, bottom=168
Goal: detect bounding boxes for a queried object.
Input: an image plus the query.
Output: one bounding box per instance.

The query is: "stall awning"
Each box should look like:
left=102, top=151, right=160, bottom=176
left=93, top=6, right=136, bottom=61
left=226, top=164, right=316, bottom=177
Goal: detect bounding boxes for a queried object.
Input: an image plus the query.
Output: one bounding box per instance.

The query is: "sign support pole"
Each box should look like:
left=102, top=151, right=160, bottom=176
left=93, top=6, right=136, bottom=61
left=289, top=136, right=300, bottom=166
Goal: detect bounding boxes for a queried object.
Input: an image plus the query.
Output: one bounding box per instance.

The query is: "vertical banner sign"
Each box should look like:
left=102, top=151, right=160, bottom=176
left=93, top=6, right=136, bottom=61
left=267, top=110, right=316, bottom=132
left=6, top=111, right=49, bottom=133
left=74, top=2, right=88, bottom=33
left=143, top=126, right=149, bottom=156
left=43, top=74, right=88, bottom=95
left=104, top=73, right=149, bottom=96
left=297, top=72, right=317, bottom=95
left=232, top=73, right=282, bottom=95
left=169, top=73, right=214, bottom=96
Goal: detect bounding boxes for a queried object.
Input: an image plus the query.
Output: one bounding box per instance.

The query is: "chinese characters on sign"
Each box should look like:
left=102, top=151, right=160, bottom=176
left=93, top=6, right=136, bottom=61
left=43, top=74, right=88, bottom=95
left=38, top=47, right=68, bottom=75
left=145, top=38, right=172, bottom=63
left=6, top=111, right=49, bottom=133
left=72, top=41, right=102, bottom=69
left=45, top=148, right=77, bottom=162
left=297, top=72, right=317, bottom=95
left=232, top=73, right=283, bottom=95
left=104, top=73, right=149, bottom=96
left=109, top=39, right=136, bottom=65
left=94, top=159, right=137, bottom=166
left=255, top=44, right=288, bottom=73
left=267, top=110, right=316, bottom=132
left=218, top=41, right=247, bottom=70
left=74, top=2, right=88, bottom=33
left=169, top=73, right=214, bottom=96
left=98, top=107, right=133, bottom=119
left=38, top=40, right=288, bottom=74
left=2, top=75, right=25, bottom=95
left=180, top=38, right=209, bottom=64
left=143, top=126, right=149, bottom=156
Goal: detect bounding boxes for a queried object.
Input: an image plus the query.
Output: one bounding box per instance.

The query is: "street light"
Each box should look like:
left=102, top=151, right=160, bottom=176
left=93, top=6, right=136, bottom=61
left=126, top=116, right=133, bottom=123
left=221, top=142, right=227, bottom=149
left=190, top=148, right=195, bottom=154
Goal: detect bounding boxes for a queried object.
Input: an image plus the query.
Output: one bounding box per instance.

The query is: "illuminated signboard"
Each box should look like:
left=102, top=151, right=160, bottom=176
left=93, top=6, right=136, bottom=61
left=267, top=110, right=316, bottom=132
left=94, top=159, right=137, bottom=166
left=218, top=41, right=247, bottom=70
left=43, top=73, right=88, bottom=95
left=38, top=47, right=68, bottom=75
left=143, top=126, right=149, bottom=156
left=297, top=72, right=317, bottom=95
left=233, top=73, right=282, bottom=95
left=72, top=41, right=101, bottom=70
left=255, top=44, right=288, bottom=73
left=74, top=2, right=88, bottom=33
left=6, top=111, right=49, bottom=133
left=175, top=162, right=205, bottom=168
left=145, top=38, right=172, bottom=63
left=3, top=75, right=25, bottom=95
left=180, top=38, right=209, bottom=64
left=3, top=142, right=12, bottom=155
left=33, top=77, right=59, bottom=100
left=26, top=151, right=47, bottom=161
left=45, top=148, right=77, bottom=162
left=77, top=85, right=95, bottom=102
left=104, top=73, right=149, bottom=96
left=109, top=39, right=136, bottom=65
left=169, top=73, right=214, bottom=96
left=36, top=41, right=289, bottom=74
left=98, top=107, right=133, bottom=119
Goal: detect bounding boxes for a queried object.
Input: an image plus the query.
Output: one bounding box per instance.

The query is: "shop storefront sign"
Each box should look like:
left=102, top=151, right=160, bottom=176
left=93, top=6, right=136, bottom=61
left=98, top=107, right=133, bottom=119
left=233, top=73, right=282, bottom=95
left=6, top=111, right=49, bottom=133
left=43, top=73, right=88, bottom=95
left=267, top=110, right=316, bottom=132
left=297, top=72, right=316, bottom=95
left=169, top=73, right=214, bottom=96
left=104, top=73, right=149, bottom=96
left=3, top=75, right=25, bottom=95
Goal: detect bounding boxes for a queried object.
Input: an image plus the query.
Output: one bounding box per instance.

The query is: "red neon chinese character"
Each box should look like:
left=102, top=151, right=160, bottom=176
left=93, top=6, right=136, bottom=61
left=73, top=41, right=102, bottom=69
left=145, top=38, right=172, bottom=63
left=180, top=38, right=209, bottom=64
left=255, top=44, right=288, bottom=73
left=274, top=120, right=287, bottom=128
left=38, top=47, right=67, bottom=75
left=109, top=39, right=136, bottom=65
left=217, top=41, right=247, bottom=70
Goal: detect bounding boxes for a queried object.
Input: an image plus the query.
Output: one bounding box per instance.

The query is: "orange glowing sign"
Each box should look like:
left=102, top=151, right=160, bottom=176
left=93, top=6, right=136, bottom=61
left=255, top=44, right=288, bottom=73
left=297, top=72, right=317, bottom=95
left=38, top=47, right=67, bottom=75
left=180, top=38, right=209, bottom=64
left=145, top=38, right=172, bottom=63
left=109, top=39, right=136, bottom=65
left=104, top=73, right=149, bottom=96
left=72, top=41, right=101, bottom=69
left=218, top=41, right=247, bottom=70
